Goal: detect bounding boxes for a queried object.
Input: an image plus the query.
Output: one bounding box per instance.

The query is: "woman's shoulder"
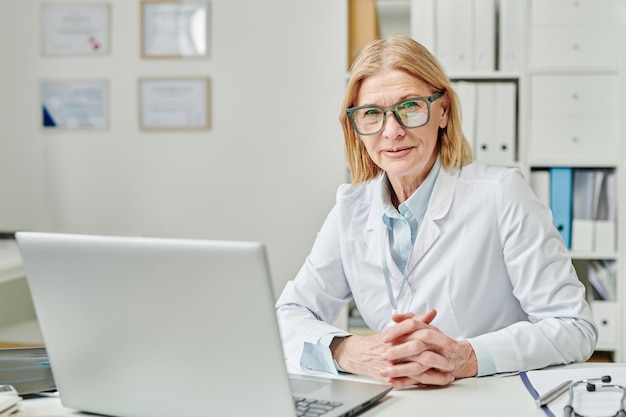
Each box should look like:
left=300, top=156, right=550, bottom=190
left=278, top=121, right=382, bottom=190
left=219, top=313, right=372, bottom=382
left=335, top=176, right=382, bottom=206
left=456, top=161, right=523, bottom=183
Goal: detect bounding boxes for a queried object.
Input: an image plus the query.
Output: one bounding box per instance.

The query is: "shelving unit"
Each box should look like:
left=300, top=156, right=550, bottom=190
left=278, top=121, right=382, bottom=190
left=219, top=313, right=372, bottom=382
left=353, top=0, right=626, bottom=361
left=525, top=0, right=624, bottom=361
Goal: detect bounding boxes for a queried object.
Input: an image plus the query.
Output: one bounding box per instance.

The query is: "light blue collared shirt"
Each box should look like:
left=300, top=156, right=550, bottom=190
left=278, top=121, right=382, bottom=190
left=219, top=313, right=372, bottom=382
left=381, top=157, right=441, bottom=272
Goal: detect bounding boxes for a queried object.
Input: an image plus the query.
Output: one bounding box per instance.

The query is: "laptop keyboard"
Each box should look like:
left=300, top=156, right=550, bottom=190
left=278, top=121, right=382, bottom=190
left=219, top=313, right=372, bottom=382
left=293, top=397, right=343, bottom=417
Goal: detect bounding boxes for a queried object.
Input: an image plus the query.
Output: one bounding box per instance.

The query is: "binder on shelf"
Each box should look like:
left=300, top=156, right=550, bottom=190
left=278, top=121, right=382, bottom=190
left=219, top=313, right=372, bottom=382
left=435, top=0, right=456, bottom=71
left=473, top=82, right=515, bottom=165
left=409, top=0, right=435, bottom=52
left=471, top=82, right=516, bottom=165
left=474, top=83, right=495, bottom=163
left=436, top=0, right=501, bottom=72
left=549, top=167, right=573, bottom=249
left=571, top=169, right=595, bottom=252
left=492, top=82, right=516, bottom=165
left=498, top=0, right=526, bottom=71
left=530, top=169, right=550, bottom=208
left=435, top=0, right=475, bottom=72
left=453, top=81, right=477, bottom=153
left=594, top=169, right=617, bottom=253
left=453, top=0, right=473, bottom=71
left=473, top=0, right=496, bottom=71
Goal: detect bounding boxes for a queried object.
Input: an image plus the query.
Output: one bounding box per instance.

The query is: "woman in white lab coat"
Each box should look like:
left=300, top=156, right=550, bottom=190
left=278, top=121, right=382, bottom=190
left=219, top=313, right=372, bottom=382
left=275, top=35, right=597, bottom=388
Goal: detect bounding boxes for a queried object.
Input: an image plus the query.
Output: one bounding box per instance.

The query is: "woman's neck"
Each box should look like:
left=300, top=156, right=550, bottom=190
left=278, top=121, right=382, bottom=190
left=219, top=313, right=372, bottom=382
left=388, top=160, right=436, bottom=206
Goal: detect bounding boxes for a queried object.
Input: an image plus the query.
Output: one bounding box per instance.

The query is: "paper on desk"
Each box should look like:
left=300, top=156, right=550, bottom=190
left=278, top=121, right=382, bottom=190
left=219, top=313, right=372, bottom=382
left=521, top=366, right=626, bottom=417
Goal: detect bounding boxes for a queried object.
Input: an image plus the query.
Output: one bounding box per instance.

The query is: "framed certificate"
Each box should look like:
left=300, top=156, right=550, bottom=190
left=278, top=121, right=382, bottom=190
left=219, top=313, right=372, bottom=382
left=41, top=4, right=111, bottom=55
left=139, top=78, right=210, bottom=130
left=141, top=1, right=210, bottom=58
left=41, top=80, right=109, bottom=130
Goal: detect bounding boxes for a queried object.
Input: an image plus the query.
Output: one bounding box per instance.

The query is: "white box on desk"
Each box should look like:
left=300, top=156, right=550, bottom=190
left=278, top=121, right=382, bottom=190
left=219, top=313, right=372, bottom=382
left=571, top=219, right=594, bottom=252
left=594, top=220, right=616, bottom=253
left=591, top=300, right=618, bottom=350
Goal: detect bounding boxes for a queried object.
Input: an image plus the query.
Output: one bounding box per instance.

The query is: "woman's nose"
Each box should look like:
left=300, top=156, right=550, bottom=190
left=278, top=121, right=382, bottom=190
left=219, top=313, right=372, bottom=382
left=381, top=111, right=405, bottom=139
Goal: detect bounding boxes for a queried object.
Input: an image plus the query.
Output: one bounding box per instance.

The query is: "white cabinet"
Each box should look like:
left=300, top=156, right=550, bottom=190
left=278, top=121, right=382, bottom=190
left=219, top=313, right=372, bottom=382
left=528, top=27, right=621, bottom=70
left=528, top=74, right=620, bottom=164
left=528, top=0, right=622, bottom=71
left=373, top=0, right=626, bottom=361
left=529, top=75, right=619, bottom=118
left=528, top=120, right=620, bottom=165
left=529, top=0, right=617, bottom=23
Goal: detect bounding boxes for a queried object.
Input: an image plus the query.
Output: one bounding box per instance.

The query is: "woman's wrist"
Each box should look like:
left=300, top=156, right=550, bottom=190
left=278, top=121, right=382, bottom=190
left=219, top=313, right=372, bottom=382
left=329, top=335, right=353, bottom=372
left=453, top=340, right=478, bottom=379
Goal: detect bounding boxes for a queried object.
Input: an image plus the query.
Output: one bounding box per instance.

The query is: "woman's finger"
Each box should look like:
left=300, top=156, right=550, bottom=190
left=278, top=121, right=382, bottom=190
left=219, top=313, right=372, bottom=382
left=389, top=369, right=455, bottom=387
left=383, top=314, right=435, bottom=343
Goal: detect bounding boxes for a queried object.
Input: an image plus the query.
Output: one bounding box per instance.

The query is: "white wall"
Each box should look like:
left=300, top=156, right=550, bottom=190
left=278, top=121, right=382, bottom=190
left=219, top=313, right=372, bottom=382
left=0, top=0, right=348, bottom=296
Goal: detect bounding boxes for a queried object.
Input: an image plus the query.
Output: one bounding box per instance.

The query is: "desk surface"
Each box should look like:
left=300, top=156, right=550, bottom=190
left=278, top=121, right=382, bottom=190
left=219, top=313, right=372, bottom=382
left=17, top=371, right=546, bottom=417
left=362, top=372, right=545, bottom=417
left=16, top=363, right=623, bottom=417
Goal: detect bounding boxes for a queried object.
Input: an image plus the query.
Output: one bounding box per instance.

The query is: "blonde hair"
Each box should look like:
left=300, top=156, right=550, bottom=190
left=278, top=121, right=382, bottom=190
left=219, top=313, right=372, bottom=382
left=340, top=35, right=472, bottom=185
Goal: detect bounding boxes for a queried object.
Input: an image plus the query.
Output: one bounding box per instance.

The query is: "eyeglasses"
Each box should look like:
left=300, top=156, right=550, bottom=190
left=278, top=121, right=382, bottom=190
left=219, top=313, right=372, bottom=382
left=346, top=91, right=444, bottom=136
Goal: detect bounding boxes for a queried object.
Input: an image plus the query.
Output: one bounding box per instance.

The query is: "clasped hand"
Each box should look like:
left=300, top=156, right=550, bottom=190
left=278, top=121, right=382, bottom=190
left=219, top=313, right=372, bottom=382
left=330, top=310, right=477, bottom=388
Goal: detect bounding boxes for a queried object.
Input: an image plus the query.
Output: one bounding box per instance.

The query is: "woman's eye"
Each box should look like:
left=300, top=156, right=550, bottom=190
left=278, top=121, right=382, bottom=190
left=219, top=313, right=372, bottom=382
left=403, top=100, right=423, bottom=110
left=364, top=109, right=382, bottom=118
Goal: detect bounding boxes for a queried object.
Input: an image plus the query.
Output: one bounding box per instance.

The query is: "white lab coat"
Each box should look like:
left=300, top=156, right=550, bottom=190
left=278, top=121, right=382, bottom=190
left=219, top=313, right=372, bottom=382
left=276, top=162, right=597, bottom=375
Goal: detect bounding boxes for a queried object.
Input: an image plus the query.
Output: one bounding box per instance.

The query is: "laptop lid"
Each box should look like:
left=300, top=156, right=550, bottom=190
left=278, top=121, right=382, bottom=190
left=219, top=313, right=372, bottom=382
left=16, top=232, right=390, bottom=417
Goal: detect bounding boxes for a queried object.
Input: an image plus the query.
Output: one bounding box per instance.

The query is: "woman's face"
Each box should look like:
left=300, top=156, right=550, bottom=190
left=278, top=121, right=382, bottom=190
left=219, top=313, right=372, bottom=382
left=356, top=69, right=448, bottom=186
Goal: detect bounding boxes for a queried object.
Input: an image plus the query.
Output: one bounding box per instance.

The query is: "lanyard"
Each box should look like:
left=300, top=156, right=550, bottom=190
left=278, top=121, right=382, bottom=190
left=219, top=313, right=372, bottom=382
left=380, top=227, right=411, bottom=315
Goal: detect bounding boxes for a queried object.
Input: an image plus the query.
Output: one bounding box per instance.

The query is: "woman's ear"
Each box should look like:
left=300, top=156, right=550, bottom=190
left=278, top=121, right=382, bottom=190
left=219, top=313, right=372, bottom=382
left=438, top=98, right=449, bottom=129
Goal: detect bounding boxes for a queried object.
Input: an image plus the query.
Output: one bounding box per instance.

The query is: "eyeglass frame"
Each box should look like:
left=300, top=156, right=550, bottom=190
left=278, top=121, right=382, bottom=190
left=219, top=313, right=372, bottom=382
left=346, top=90, right=445, bottom=136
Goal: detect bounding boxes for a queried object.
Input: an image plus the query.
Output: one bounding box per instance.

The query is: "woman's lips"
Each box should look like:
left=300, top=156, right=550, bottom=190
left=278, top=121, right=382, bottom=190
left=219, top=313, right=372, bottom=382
left=382, top=146, right=413, bottom=158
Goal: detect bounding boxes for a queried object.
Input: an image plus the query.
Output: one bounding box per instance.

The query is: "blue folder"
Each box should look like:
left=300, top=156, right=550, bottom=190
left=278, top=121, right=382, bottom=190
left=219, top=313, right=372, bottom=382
left=549, top=167, right=573, bottom=249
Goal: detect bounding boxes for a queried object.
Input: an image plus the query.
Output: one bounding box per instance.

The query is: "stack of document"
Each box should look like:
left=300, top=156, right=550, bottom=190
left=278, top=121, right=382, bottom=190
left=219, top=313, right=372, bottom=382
left=0, top=347, right=55, bottom=395
left=588, top=260, right=617, bottom=301
left=0, top=384, right=21, bottom=415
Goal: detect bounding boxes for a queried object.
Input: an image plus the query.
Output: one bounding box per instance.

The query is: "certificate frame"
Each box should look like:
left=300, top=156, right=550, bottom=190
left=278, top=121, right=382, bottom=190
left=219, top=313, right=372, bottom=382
left=138, top=77, right=211, bottom=130
left=41, top=3, right=111, bottom=56
left=140, top=0, right=210, bottom=59
left=41, top=79, right=109, bottom=130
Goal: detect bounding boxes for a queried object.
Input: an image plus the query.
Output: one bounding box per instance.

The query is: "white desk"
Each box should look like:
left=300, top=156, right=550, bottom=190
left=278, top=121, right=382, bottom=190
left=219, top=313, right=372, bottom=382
left=363, top=372, right=545, bottom=417
left=17, top=363, right=622, bottom=417
left=17, top=372, right=545, bottom=417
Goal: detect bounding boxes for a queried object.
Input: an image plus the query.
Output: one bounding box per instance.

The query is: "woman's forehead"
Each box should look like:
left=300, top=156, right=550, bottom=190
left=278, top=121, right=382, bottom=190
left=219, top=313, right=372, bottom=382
left=356, top=69, right=430, bottom=105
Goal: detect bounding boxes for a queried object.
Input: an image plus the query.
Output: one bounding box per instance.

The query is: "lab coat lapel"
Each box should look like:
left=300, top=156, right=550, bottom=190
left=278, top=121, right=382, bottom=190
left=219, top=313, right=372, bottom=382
left=362, top=168, right=461, bottom=276
left=407, top=166, right=460, bottom=267
left=364, top=176, right=386, bottom=266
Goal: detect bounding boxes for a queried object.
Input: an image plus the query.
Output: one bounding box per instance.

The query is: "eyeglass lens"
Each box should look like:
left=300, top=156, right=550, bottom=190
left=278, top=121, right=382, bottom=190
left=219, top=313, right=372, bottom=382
left=351, top=98, right=429, bottom=134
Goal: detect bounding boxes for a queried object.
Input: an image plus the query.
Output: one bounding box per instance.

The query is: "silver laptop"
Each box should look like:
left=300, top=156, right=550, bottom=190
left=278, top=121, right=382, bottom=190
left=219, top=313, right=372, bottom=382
left=15, top=232, right=391, bottom=417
